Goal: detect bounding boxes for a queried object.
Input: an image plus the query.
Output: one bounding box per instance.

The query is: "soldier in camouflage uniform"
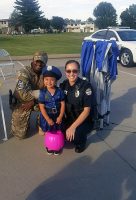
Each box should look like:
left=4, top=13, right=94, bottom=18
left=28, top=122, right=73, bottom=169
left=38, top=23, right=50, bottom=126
left=11, top=51, right=48, bottom=139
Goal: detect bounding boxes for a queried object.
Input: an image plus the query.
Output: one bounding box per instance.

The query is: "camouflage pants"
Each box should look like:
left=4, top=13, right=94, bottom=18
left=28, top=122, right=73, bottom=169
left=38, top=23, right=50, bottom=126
left=11, top=106, right=32, bottom=139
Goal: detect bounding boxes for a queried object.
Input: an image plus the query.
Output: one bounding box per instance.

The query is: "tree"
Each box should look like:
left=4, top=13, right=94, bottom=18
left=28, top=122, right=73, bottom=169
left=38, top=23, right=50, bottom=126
left=51, top=16, right=65, bottom=32
left=75, top=19, right=81, bottom=24
left=87, top=17, right=94, bottom=23
left=64, top=18, right=70, bottom=26
left=40, top=18, right=50, bottom=32
left=68, top=19, right=75, bottom=24
left=64, top=18, right=82, bottom=25
left=120, top=4, right=136, bottom=29
left=9, top=9, right=22, bottom=32
left=14, top=0, right=44, bottom=33
left=93, top=2, right=117, bottom=29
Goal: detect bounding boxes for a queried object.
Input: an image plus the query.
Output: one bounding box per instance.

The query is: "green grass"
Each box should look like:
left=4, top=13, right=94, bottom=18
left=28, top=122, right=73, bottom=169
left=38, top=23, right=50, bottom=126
left=0, top=32, right=91, bottom=56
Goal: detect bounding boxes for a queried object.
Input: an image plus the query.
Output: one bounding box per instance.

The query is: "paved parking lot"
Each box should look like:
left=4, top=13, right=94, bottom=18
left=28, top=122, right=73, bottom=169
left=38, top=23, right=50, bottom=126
left=0, top=57, right=136, bottom=200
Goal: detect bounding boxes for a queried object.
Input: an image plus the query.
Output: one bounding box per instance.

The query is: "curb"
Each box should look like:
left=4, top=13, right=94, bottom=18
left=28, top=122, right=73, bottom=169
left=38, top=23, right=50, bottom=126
left=11, top=54, right=80, bottom=61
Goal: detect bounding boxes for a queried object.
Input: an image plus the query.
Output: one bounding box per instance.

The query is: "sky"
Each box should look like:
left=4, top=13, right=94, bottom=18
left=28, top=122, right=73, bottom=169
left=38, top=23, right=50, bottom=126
left=0, top=0, right=136, bottom=22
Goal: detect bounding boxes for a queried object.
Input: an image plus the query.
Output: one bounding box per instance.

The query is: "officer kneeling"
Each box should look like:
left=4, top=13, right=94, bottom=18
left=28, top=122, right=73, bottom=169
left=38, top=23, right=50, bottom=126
left=60, top=60, right=93, bottom=153
left=10, top=51, right=48, bottom=139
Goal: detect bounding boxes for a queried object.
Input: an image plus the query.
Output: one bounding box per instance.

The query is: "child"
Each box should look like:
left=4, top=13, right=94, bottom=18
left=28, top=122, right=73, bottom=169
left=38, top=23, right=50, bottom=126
left=38, top=66, right=65, bottom=155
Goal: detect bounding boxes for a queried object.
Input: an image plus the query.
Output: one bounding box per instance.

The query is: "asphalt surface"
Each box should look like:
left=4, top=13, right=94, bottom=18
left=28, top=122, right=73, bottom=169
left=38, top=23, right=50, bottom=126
left=0, top=56, right=136, bottom=200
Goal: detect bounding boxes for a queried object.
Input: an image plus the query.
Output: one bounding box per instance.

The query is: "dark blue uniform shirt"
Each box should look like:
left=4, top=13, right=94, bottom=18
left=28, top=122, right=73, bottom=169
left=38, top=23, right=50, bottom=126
left=38, top=87, right=64, bottom=132
left=60, top=77, right=92, bottom=124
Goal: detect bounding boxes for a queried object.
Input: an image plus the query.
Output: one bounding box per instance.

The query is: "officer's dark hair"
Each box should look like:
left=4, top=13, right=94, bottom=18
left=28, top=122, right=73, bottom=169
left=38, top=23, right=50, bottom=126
left=65, top=60, right=80, bottom=70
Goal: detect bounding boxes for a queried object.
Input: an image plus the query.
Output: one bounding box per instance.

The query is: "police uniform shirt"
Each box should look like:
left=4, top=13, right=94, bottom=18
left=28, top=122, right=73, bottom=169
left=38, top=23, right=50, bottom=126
left=38, top=87, right=65, bottom=112
left=60, top=77, right=92, bottom=119
left=38, top=87, right=65, bottom=132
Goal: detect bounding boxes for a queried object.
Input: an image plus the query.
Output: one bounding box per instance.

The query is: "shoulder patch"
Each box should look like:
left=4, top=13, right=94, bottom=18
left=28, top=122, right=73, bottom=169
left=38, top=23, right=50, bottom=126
left=17, top=80, right=24, bottom=90
left=85, top=88, right=92, bottom=95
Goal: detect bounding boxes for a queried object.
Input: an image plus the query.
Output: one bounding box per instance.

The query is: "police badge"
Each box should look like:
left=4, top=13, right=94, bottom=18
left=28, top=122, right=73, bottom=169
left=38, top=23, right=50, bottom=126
left=75, top=90, right=79, bottom=97
left=47, top=66, right=52, bottom=71
left=64, top=90, right=68, bottom=95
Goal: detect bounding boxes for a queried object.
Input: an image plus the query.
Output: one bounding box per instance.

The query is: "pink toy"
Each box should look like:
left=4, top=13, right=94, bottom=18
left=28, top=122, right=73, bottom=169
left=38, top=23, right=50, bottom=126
left=44, top=130, right=64, bottom=151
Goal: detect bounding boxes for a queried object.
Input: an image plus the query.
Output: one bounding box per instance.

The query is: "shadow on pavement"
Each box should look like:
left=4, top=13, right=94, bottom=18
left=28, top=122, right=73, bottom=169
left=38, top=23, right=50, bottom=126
left=26, top=88, right=136, bottom=200
left=26, top=133, right=136, bottom=200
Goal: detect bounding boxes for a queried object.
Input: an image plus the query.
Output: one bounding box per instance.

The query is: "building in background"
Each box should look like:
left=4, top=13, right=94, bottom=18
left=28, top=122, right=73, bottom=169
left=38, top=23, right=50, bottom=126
left=0, top=19, right=9, bottom=34
left=0, top=18, right=97, bottom=34
left=66, top=22, right=95, bottom=33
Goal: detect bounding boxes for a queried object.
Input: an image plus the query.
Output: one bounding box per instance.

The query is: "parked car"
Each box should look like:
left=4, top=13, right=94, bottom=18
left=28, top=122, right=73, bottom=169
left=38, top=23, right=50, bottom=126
left=31, top=28, right=44, bottom=34
left=85, top=28, right=136, bottom=67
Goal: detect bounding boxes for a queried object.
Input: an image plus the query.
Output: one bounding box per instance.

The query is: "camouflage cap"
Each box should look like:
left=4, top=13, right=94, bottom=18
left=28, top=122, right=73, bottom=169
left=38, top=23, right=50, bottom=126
left=33, top=51, right=48, bottom=65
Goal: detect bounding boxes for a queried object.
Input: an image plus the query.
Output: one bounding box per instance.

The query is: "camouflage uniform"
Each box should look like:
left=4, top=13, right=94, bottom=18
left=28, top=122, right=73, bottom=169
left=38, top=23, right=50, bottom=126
left=11, top=66, right=43, bottom=139
left=11, top=65, right=44, bottom=139
left=11, top=51, right=48, bottom=139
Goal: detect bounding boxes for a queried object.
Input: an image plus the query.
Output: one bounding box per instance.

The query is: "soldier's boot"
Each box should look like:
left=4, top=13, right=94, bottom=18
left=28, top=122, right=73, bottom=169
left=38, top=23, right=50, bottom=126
left=38, top=126, right=45, bottom=136
left=36, top=114, right=44, bottom=136
left=9, top=89, right=18, bottom=110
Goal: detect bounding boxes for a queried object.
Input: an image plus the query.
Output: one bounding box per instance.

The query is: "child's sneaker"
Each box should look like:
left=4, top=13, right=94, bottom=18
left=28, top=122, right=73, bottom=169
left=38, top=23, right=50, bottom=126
left=46, top=149, right=54, bottom=155
left=54, top=150, right=61, bottom=155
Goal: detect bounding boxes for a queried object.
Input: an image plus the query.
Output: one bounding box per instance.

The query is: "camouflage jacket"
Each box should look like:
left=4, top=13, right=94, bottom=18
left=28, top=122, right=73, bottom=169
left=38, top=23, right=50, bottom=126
left=14, top=65, right=44, bottom=102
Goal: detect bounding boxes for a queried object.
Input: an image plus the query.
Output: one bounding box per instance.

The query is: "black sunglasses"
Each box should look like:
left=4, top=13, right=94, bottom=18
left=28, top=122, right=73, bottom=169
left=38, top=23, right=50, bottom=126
left=65, top=69, right=79, bottom=74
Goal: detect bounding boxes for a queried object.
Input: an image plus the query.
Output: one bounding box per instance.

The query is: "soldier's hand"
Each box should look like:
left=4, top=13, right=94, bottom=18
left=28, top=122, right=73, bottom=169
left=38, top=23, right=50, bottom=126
left=21, top=100, right=34, bottom=111
left=66, top=127, right=76, bottom=141
left=47, top=118, right=54, bottom=126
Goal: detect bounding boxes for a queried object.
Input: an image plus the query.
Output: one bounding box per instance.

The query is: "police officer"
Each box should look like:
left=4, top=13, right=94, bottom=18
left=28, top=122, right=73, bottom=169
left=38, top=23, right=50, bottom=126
left=60, top=60, right=93, bottom=153
left=11, top=51, right=48, bottom=139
